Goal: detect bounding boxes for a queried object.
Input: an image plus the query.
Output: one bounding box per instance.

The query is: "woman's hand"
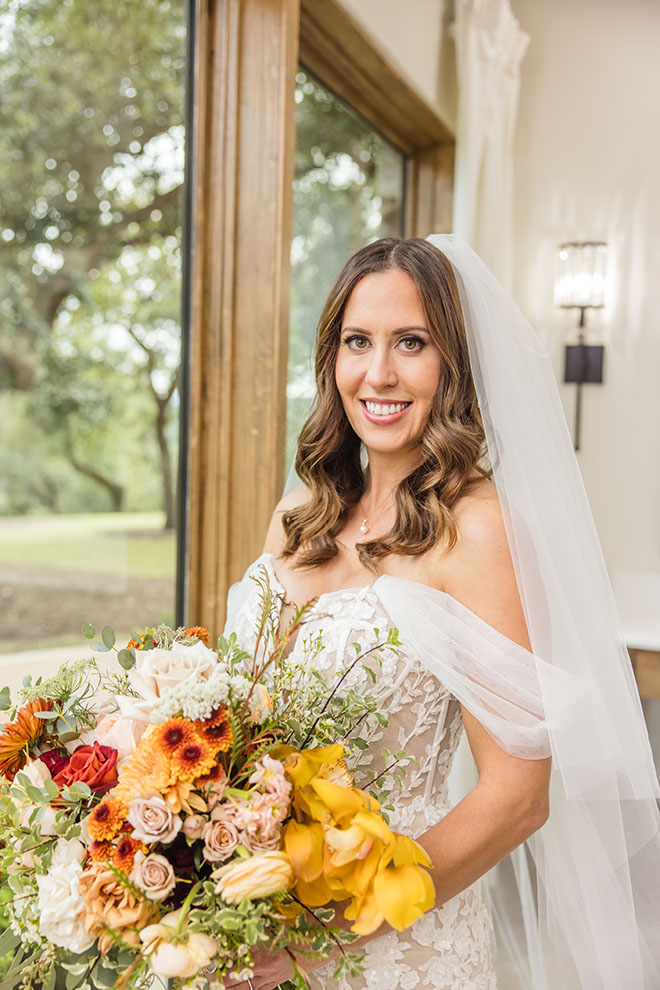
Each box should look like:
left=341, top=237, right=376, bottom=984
left=245, top=945, right=296, bottom=990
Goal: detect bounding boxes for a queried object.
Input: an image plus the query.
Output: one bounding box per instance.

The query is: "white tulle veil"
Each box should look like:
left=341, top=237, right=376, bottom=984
left=280, top=234, right=660, bottom=988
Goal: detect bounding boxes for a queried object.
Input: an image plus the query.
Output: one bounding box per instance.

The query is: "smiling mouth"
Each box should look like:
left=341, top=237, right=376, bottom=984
left=360, top=399, right=412, bottom=417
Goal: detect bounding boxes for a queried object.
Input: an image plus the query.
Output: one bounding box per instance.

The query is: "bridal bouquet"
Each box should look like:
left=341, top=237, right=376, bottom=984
left=0, top=571, right=434, bottom=990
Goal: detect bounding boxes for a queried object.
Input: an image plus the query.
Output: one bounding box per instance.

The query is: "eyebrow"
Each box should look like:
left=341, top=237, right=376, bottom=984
left=341, top=325, right=430, bottom=335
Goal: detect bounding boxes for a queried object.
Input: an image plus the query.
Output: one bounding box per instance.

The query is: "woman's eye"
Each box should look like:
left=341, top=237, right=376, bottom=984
left=400, top=336, right=424, bottom=351
left=345, top=335, right=369, bottom=350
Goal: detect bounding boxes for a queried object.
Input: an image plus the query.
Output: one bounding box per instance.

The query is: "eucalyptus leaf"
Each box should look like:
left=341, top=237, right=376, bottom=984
left=82, top=623, right=96, bottom=640
left=90, top=640, right=111, bottom=653
left=101, top=625, right=116, bottom=649
left=117, top=648, right=136, bottom=670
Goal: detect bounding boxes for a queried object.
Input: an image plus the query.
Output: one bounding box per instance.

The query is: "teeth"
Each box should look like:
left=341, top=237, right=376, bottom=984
left=364, top=401, right=409, bottom=416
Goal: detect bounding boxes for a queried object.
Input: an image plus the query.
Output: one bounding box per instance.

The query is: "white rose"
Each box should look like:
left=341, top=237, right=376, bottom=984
left=51, top=838, right=86, bottom=869
left=36, top=862, right=96, bottom=953
left=21, top=758, right=52, bottom=789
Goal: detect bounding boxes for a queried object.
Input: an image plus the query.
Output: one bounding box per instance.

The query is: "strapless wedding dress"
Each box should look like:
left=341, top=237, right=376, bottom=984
left=225, top=553, right=498, bottom=990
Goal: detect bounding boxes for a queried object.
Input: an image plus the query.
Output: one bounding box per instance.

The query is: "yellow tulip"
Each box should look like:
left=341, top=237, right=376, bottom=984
left=283, top=820, right=324, bottom=882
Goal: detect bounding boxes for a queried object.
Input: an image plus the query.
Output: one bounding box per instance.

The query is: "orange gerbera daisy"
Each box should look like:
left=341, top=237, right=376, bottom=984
left=152, top=718, right=200, bottom=758
left=170, top=737, right=216, bottom=782
left=185, top=626, right=209, bottom=644
left=197, top=707, right=233, bottom=753
left=114, top=834, right=144, bottom=872
left=113, top=730, right=172, bottom=802
left=87, top=798, right=127, bottom=842
left=126, top=639, right=143, bottom=651
left=0, top=698, right=52, bottom=780
left=88, top=841, right=114, bottom=863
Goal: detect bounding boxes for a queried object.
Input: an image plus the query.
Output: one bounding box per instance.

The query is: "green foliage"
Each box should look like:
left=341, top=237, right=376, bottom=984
left=0, top=0, right=185, bottom=522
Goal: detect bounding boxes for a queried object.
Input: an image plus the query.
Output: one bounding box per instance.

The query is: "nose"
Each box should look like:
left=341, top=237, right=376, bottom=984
left=364, top=343, right=398, bottom=390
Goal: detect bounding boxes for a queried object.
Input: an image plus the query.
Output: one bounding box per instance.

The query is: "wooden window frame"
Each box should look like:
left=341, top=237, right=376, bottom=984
left=183, top=0, right=455, bottom=635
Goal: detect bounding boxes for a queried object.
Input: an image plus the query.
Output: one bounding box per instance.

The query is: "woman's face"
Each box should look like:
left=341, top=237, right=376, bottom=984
left=335, top=269, right=443, bottom=458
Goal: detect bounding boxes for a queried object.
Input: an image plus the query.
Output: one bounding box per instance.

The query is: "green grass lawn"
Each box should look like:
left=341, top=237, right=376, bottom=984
left=0, top=511, right=176, bottom=579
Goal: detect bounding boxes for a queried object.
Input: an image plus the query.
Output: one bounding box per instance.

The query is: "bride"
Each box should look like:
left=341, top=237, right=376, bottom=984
left=224, top=236, right=660, bottom=989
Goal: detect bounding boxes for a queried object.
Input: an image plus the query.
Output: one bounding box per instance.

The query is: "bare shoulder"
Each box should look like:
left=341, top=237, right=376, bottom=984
left=262, top=484, right=311, bottom=556
left=436, top=478, right=531, bottom=650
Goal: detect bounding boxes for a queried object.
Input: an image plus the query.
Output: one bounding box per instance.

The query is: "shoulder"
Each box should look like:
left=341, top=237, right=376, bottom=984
left=262, top=484, right=311, bottom=556
left=435, top=479, right=532, bottom=650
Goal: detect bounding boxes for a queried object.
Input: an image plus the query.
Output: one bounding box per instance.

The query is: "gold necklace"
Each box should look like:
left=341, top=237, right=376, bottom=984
left=358, top=496, right=392, bottom=535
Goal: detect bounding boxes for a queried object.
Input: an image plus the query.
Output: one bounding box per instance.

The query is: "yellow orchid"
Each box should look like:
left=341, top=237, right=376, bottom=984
left=373, top=864, right=435, bottom=930
left=283, top=820, right=324, bottom=882
left=280, top=744, right=346, bottom=789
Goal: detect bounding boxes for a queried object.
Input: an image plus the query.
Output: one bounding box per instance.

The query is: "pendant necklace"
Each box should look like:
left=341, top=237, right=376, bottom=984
left=358, top=496, right=393, bottom=535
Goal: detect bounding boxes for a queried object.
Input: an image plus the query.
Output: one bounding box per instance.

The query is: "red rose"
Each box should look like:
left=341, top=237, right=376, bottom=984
left=54, top=742, right=118, bottom=794
left=38, top=748, right=71, bottom=778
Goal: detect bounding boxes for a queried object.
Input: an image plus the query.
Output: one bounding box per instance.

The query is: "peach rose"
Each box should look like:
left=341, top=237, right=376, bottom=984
left=94, top=714, right=146, bottom=764
left=130, top=851, right=176, bottom=901
left=213, top=850, right=294, bottom=903
left=79, top=861, right=158, bottom=951
left=54, top=742, right=118, bottom=794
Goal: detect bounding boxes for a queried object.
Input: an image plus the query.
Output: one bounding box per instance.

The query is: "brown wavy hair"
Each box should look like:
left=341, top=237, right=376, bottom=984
left=281, top=237, right=492, bottom=569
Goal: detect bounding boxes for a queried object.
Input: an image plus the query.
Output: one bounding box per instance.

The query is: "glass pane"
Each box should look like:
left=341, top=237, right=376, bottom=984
left=287, top=67, right=406, bottom=464
left=0, top=1, right=187, bottom=662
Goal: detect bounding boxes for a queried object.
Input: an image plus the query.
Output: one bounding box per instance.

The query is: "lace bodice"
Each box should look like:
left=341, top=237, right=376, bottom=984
left=229, top=554, right=464, bottom=836
left=225, top=554, right=497, bottom=989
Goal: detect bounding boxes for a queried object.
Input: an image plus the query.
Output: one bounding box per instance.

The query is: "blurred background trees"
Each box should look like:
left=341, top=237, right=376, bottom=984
left=0, top=0, right=185, bottom=523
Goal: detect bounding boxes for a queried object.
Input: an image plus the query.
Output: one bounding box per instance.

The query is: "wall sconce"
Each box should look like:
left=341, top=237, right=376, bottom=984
left=554, top=241, right=607, bottom=451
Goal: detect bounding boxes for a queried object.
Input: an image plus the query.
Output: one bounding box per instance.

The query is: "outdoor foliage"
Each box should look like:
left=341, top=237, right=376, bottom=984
left=0, top=0, right=186, bottom=524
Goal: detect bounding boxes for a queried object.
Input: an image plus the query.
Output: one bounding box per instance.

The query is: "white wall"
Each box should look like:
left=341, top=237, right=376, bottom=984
left=510, top=0, right=660, bottom=578
left=339, top=0, right=457, bottom=131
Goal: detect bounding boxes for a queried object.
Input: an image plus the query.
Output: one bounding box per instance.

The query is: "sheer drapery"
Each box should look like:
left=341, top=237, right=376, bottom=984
left=452, top=0, right=529, bottom=289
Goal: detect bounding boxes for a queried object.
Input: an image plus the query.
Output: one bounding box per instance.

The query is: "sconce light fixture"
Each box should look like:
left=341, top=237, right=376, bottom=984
left=554, top=241, right=607, bottom=451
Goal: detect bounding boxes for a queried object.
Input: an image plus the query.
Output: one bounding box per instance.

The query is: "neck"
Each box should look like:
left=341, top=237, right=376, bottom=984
left=362, top=446, right=422, bottom=506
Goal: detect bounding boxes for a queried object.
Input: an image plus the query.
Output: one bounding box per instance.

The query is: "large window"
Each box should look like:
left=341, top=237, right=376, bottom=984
left=0, top=0, right=187, bottom=654
left=287, top=68, right=406, bottom=464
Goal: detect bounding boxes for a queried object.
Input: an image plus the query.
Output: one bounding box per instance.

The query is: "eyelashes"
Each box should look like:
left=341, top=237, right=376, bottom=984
left=341, top=334, right=426, bottom=352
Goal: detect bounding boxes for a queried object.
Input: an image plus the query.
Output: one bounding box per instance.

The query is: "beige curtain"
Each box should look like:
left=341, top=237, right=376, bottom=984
left=452, top=0, right=529, bottom=290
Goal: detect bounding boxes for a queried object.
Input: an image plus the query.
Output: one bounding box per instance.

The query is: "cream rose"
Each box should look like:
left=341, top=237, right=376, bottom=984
left=213, top=850, right=294, bottom=903
left=118, top=640, right=218, bottom=723
left=130, top=851, right=176, bottom=901
left=202, top=817, right=239, bottom=863
left=127, top=795, right=182, bottom=844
